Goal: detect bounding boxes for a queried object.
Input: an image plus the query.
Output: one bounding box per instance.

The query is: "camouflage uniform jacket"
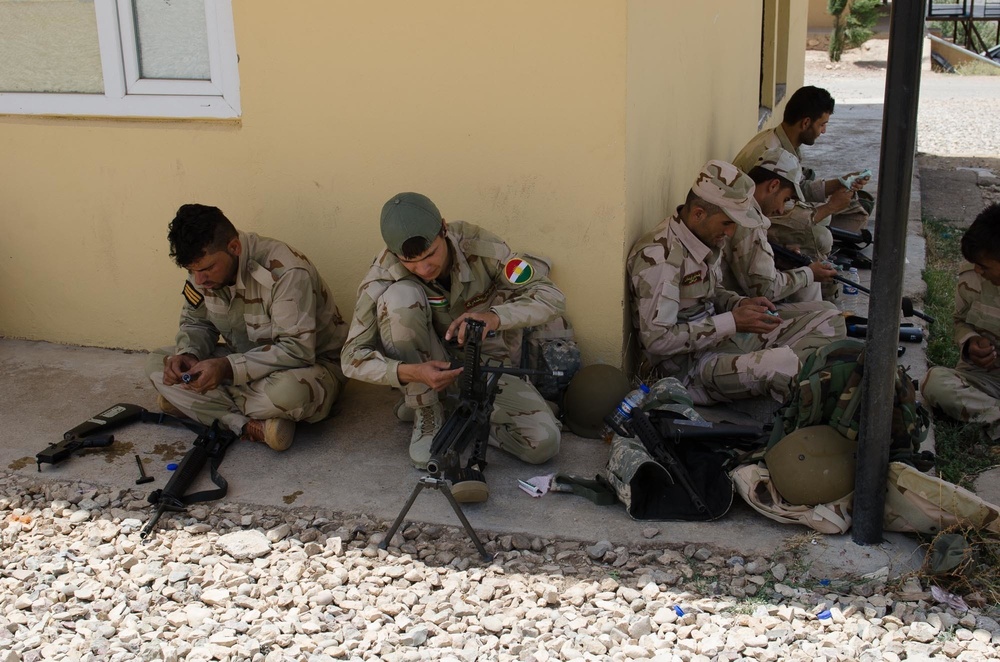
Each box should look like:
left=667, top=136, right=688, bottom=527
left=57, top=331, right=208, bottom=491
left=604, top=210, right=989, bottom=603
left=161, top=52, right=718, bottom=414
left=732, top=125, right=827, bottom=203
left=341, top=221, right=566, bottom=388
left=720, top=197, right=814, bottom=300
left=627, top=211, right=746, bottom=377
left=175, top=231, right=348, bottom=386
left=954, top=262, right=1000, bottom=369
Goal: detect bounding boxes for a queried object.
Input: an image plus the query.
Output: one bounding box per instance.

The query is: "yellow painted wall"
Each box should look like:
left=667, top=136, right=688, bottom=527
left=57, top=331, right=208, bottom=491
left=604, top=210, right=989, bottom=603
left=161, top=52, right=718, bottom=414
left=0, top=0, right=807, bottom=368
left=0, top=1, right=627, bottom=363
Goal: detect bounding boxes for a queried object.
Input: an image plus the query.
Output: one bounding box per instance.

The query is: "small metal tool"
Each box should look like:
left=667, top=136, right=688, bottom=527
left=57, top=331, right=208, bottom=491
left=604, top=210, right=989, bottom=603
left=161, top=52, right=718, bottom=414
left=134, top=454, right=154, bottom=485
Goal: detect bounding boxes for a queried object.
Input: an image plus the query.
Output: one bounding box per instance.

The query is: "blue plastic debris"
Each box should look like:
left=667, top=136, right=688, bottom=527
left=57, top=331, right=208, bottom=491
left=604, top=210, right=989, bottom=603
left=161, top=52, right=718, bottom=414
left=673, top=605, right=685, bottom=617
left=817, top=610, right=832, bottom=620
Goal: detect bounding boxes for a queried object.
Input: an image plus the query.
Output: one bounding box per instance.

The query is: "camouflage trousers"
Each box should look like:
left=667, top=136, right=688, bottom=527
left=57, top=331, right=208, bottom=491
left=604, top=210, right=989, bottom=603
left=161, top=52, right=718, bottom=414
left=921, top=364, right=1000, bottom=440
left=684, top=303, right=846, bottom=405
left=145, top=347, right=342, bottom=436
left=377, top=281, right=560, bottom=464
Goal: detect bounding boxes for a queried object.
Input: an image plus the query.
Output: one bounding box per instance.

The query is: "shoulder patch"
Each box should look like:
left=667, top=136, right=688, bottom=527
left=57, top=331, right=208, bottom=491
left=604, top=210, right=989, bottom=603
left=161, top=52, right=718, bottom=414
left=182, top=281, right=204, bottom=308
left=681, top=272, right=703, bottom=286
left=504, top=258, right=534, bottom=285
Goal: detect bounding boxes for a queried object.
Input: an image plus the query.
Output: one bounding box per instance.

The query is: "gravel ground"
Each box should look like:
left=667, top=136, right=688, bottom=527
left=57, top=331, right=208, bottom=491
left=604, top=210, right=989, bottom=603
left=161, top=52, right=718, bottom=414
left=4, top=43, right=1000, bottom=662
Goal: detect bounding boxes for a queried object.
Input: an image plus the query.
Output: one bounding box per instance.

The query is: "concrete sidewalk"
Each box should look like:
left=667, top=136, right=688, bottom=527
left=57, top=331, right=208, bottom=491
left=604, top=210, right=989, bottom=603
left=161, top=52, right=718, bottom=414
left=0, top=101, right=945, bottom=581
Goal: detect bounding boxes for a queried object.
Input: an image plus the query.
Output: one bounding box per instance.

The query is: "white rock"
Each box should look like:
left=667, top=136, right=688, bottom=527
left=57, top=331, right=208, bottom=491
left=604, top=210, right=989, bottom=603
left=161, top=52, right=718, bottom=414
left=216, top=530, right=271, bottom=560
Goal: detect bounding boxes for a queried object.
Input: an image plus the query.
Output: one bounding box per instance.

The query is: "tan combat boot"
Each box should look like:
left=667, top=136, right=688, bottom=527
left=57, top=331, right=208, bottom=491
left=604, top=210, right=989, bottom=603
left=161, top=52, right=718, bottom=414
left=410, top=403, right=444, bottom=469
left=242, top=418, right=296, bottom=451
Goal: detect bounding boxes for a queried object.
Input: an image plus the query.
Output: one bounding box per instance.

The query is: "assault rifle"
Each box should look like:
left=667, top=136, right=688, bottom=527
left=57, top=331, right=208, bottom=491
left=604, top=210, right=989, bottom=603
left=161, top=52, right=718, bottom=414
left=630, top=409, right=765, bottom=520
left=36, top=403, right=152, bottom=471
left=380, top=319, right=561, bottom=561
left=140, top=420, right=236, bottom=540
left=768, top=240, right=935, bottom=324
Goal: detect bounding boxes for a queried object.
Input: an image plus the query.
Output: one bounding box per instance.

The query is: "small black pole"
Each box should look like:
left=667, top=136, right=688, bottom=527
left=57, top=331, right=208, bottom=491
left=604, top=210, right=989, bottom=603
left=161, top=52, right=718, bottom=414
left=853, top=0, right=927, bottom=545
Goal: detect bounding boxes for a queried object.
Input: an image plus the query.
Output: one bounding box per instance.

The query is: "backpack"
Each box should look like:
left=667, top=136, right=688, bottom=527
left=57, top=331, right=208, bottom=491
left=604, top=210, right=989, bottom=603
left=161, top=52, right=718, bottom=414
left=767, top=338, right=930, bottom=463
left=519, top=316, right=581, bottom=402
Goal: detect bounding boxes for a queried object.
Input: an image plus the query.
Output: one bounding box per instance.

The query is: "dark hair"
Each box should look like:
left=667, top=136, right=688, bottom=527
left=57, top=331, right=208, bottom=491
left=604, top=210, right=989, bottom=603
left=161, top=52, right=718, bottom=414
left=962, top=203, right=1000, bottom=263
left=684, top=189, right=721, bottom=217
left=167, top=204, right=238, bottom=267
left=782, top=86, right=835, bottom=124
left=748, top=166, right=796, bottom=193
left=399, top=226, right=445, bottom=260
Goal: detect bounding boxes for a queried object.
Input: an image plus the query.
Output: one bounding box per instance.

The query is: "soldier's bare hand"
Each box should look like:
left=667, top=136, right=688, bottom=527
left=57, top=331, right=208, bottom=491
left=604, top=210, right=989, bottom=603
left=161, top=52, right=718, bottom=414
left=398, top=360, right=464, bottom=391
left=163, top=353, right=199, bottom=386
left=809, top=261, right=838, bottom=283
left=827, top=187, right=854, bottom=213
left=183, top=357, right=233, bottom=394
left=966, top=336, right=997, bottom=369
left=733, top=298, right=781, bottom=334
left=445, top=311, right=501, bottom=345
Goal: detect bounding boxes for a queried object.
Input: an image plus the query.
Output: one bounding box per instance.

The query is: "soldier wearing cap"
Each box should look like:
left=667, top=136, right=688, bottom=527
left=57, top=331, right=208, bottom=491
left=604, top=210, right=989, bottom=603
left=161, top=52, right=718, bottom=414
left=145, top=204, right=348, bottom=451
left=627, top=161, right=846, bottom=404
left=732, top=86, right=873, bottom=236
left=341, top=192, right=564, bottom=473
left=921, top=203, right=1000, bottom=442
left=721, top=147, right=838, bottom=304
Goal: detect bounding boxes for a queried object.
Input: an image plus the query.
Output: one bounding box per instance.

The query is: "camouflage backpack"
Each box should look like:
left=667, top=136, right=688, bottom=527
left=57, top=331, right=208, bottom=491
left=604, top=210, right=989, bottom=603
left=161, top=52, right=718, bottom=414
left=768, top=338, right=930, bottom=463
left=514, top=253, right=581, bottom=402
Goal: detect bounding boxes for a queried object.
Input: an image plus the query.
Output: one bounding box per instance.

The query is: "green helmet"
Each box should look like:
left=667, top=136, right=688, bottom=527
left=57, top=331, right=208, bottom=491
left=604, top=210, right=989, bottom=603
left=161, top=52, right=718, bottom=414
left=764, top=425, right=857, bottom=506
left=562, top=364, right=630, bottom=439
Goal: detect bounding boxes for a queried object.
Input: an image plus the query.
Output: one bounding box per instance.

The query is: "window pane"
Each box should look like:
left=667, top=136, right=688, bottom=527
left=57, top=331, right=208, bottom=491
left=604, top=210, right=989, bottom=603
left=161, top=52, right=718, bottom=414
left=133, top=0, right=210, bottom=80
left=0, top=0, right=103, bottom=93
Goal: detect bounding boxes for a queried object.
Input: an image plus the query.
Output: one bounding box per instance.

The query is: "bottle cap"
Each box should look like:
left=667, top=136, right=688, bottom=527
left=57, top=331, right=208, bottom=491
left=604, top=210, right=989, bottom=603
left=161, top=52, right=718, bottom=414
left=639, top=384, right=650, bottom=393
left=166, top=463, right=178, bottom=471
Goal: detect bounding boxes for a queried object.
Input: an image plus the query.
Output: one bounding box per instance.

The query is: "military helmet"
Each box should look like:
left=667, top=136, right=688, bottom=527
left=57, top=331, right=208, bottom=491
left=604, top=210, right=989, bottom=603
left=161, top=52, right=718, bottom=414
left=562, top=364, right=631, bottom=439
left=764, top=425, right=857, bottom=506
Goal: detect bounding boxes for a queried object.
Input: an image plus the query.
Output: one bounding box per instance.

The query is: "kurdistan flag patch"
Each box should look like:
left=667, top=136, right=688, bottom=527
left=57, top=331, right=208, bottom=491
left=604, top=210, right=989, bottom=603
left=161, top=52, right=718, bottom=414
left=504, top=258, right=534, bottom=285
left=428, top=295, right=448, bottom=308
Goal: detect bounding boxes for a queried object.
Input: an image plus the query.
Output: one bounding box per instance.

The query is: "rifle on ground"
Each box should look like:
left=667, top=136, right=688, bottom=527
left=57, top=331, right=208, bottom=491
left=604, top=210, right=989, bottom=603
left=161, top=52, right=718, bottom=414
left=380, top=319, right=561, bottom=561
left=768, top=241, right=935, bottom=323
left=36, top=403, right=152, bottom=470
left=140, top=420, right=236, bottom=540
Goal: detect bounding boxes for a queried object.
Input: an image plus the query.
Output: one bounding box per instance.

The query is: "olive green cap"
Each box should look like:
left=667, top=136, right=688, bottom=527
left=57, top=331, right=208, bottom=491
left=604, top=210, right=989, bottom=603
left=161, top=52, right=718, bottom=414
left=380, top=192, right=443, bottom=255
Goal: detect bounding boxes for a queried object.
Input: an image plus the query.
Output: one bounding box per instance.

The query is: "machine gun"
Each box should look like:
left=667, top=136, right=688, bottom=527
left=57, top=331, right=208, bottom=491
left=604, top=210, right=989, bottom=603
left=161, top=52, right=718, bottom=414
left=768, top=240, right=934, bottom=324
left=630, top=409, right=765, bottom=521
left=380, top=319, right=561, bottom=561
left=140, top=420, right=236, bottom=540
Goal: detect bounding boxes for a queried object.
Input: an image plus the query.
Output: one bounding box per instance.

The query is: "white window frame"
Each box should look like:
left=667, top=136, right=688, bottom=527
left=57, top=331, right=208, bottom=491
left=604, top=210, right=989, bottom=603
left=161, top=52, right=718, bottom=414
left=0, top=0, right=240, bottom=119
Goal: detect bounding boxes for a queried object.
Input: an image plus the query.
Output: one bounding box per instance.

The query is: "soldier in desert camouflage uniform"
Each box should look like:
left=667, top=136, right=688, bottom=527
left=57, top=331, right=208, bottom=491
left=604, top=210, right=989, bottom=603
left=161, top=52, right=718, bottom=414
left=922, top=203, right=1000, bottom=440
left=733, top=87, right=871, bottom=297
left=627, top=161, right=846, bottom=405
left=341, top=192, right=564, bottom=471
left=721, top=147, right=838, bottom=304
left=145, top=204, right=347, bottom=451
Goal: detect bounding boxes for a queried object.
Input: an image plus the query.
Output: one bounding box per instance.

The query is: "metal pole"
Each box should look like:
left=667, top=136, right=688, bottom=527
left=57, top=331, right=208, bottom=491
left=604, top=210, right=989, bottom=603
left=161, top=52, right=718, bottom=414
left=853, top=0, right=927, bottom=545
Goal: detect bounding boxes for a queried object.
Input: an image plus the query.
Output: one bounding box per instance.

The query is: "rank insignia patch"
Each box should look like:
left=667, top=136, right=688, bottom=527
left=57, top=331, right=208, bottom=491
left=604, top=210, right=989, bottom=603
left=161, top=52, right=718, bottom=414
left=504, top=258, right=534, bottom=285
left=681, top=273, right=703, bottom=286
left=182, top=281, right=204, bottom=308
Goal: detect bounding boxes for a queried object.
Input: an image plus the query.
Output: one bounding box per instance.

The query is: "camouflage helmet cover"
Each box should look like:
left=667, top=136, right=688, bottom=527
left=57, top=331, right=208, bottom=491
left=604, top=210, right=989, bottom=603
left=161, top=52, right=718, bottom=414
left=562, top=364, right=631, bottom=439
left=764, top=425, right=857, bottom=506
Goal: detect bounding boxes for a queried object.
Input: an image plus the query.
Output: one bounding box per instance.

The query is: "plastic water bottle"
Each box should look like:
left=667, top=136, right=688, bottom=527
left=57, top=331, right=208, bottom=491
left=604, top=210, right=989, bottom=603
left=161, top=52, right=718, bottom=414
left=603, top=383, right=651, bottom=440
left=840, top=267, right=860, bottom=315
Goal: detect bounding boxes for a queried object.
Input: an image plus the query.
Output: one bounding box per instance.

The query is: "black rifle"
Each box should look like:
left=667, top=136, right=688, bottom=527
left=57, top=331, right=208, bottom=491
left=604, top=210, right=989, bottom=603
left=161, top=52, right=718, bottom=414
left=630, top=409, right=764, bottom=520
left=140, top=420, right=236, bottom=540
left=380, top=319, right=560, bottom=561
left=768, top=241, right=935, bottom=323
left=36, top=402, right=151, bottom=470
